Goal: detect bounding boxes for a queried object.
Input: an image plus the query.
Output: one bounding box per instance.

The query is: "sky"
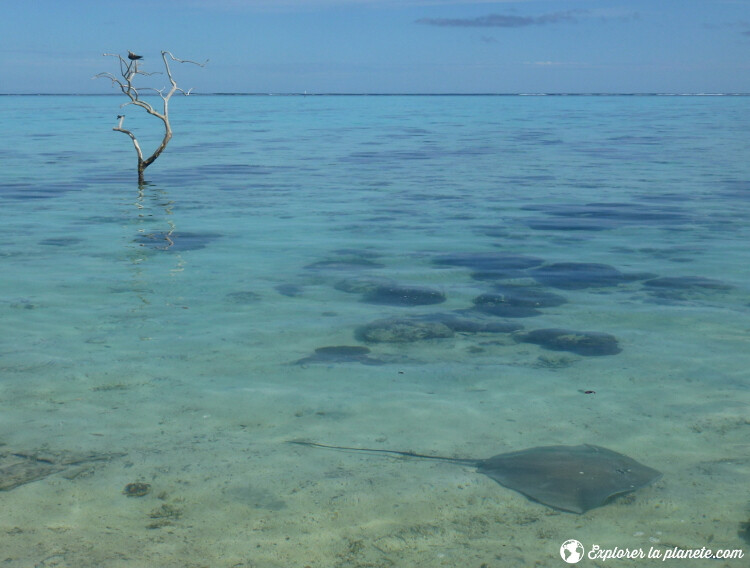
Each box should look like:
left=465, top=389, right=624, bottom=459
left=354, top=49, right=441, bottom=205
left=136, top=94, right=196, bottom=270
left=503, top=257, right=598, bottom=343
left=1, top=0, right=749, bottom=94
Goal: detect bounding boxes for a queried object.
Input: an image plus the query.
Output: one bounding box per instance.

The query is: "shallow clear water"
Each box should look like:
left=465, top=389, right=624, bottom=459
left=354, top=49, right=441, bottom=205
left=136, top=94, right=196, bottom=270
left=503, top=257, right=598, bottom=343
left=1, top=94, right=749, bottom=566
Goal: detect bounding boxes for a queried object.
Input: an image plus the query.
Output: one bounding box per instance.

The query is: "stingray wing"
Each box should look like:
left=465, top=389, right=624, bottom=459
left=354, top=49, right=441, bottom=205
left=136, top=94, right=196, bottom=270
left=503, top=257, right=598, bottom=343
left=477, top=444, right=661, bottom=514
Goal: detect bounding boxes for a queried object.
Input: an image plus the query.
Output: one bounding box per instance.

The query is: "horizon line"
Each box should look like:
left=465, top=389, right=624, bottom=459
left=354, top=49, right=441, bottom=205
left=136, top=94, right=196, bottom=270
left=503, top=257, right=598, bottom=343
left=1, top=92, right=749, bottom=97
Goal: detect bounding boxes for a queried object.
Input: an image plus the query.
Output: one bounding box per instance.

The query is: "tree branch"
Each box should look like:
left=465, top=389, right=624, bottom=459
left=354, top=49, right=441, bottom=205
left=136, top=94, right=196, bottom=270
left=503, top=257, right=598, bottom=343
left=113, top=126, right=145, bottom=163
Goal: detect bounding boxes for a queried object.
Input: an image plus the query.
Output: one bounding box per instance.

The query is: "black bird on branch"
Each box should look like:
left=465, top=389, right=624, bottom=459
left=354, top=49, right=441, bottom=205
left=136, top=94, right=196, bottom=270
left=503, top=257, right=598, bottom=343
left=127, top=51, right=143, bottom=61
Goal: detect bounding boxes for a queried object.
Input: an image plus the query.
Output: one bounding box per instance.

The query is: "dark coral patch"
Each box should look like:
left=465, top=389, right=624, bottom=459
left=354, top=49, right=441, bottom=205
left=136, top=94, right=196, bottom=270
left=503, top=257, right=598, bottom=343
left=134, top=231, right=221, bottom=252
left=314, top=346, right=370, bottom=357
left=473, top=287, right=567, bottom=318
left=439, top=252, right=539, bottom=282
left=226, top=291, right=261, bottom=304
left=275, top=284, right=303, bottom=297
left=642, top=276, right=733, bottom=301
left=295, top=345, right=384, bottom=366
left=1, top=181, right=82, bottom=201
left=494, top=286, right=568, bottom=308
left=361, top=285, right=446, bottom=307
left=355, top=318, right=455, bottom=343
left=355, top=313, right=521, bottom=343
left=304, top=251, right=384, bottom=271
left=433, top=252, right=544, bottom=273
left=531, top=262, right=627, bottom=290
left=643, top=277, right=732, bottom=291
left=472, top=293, right=542, bottom=318
left=522, top=202, right=690, bottom=231
left=419, top=312, right=522, bottom=334
left=39, top=237, right=84, bottom=247
left=334, top=276, right=393, bottom=295
left=514, top=328, right=621, bottom=356
left=470, top=270, right=530, bottom=282
left=332, top=248, right=382, bottom=258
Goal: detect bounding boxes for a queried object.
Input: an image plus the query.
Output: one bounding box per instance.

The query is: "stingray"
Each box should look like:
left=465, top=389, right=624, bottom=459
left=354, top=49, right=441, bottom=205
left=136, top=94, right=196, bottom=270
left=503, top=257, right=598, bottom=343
left=290, top=441, right=661, bottom=514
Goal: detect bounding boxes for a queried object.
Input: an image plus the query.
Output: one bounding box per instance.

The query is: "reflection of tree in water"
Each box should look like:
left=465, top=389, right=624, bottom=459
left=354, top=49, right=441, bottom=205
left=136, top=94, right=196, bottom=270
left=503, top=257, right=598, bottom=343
left=111, top=183, right=225, bottom=363
left=125, top=183, right=184, bottom=309
left=123, top=184, right=221, bottom=313
left=132, top=184, right=220, bottom=254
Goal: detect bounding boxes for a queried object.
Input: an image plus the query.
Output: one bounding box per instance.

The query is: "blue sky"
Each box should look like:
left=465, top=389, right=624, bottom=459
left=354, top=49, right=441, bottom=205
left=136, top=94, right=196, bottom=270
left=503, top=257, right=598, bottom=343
left=1, top=0, right=749, bottom=93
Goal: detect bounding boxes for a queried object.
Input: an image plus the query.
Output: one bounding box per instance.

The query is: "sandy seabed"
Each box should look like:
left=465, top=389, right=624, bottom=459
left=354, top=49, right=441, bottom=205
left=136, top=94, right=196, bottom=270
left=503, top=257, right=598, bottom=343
left=1, top=309, right=747, bottom=568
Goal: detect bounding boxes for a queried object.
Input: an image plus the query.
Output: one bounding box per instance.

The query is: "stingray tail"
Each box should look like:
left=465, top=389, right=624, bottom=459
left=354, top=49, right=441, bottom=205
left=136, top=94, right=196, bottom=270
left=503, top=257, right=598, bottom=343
left=287, top=440, right=478, bottom=467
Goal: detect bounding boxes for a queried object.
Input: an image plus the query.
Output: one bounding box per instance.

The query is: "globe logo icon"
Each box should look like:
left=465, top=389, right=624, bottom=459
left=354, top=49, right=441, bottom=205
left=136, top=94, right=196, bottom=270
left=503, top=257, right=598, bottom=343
left=560, top=539, right=585, bottom=564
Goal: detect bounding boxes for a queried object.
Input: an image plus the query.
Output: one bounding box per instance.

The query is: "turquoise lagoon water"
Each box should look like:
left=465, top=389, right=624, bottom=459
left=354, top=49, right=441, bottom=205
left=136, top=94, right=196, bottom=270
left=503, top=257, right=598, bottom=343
left=1, top=94, right=749, bottom=566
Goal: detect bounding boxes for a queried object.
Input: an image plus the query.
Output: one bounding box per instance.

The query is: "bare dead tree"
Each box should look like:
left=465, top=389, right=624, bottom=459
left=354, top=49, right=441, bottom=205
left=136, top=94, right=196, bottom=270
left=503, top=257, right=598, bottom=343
left=95, top=51, right=206, bottom=184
